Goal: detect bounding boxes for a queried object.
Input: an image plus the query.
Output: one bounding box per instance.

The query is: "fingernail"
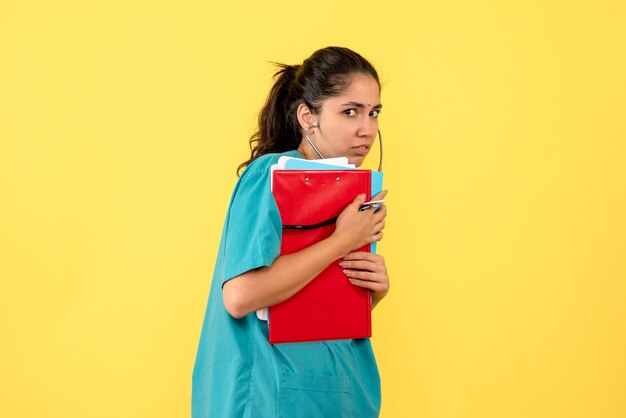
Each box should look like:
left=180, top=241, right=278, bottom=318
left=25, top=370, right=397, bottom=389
left=338, top=261, right=346, bottom=267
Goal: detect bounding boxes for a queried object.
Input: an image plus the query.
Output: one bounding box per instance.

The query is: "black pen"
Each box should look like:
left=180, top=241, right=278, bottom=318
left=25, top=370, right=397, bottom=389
left=359, top=199, right=385, bottom=211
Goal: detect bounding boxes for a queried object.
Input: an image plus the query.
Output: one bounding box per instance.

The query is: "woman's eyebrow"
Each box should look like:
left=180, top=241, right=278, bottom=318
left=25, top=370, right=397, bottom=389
left=341, top=101, right=383, bottom=109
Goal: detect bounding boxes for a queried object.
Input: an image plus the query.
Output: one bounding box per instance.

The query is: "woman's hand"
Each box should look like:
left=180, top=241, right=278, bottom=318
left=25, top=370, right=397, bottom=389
left=332, top=190, right=387, bottom=254
left=339, top=252, right=390, bottom=308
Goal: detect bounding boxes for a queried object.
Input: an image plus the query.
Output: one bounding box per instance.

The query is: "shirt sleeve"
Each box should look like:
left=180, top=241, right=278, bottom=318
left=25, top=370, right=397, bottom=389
left=220, top=165, right=282, bottom=285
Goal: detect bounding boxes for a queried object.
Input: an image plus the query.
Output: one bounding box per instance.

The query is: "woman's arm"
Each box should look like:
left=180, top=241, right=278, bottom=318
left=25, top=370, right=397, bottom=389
left=223, top=192, right=387, bottom=319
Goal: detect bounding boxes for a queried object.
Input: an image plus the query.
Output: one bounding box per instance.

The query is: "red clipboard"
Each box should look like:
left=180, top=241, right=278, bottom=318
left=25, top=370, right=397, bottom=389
left=269, top=170, right=372, bottom=344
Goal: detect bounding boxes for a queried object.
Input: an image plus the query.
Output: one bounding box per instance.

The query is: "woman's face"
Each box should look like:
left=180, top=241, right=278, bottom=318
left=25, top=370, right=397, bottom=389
left=308, top=74, right=382, bottom=167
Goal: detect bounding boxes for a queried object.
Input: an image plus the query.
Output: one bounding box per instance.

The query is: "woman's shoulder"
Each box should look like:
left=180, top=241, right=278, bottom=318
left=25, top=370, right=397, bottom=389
left=228, top=150, right=301, bottom=210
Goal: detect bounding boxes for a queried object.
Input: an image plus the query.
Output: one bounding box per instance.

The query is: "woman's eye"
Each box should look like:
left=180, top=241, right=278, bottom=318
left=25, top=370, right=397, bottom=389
left=370, top=110, right=380, bottom=118
left=344, top=109, right=357, bottom=117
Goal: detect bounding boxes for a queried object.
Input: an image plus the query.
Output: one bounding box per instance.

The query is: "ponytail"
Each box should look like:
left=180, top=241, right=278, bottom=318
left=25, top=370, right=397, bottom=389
left=237, top=64, right=302, bottom=174
left=237, top=47, right=380, bottom=175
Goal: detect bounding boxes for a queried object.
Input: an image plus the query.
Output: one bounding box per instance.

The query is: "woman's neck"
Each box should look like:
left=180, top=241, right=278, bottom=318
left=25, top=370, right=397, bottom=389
left=296, top=140, right=321, bottom=161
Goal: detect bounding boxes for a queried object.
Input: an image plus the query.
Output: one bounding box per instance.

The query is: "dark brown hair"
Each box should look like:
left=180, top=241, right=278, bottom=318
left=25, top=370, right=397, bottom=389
left=237, top=46, right=380, bottom=174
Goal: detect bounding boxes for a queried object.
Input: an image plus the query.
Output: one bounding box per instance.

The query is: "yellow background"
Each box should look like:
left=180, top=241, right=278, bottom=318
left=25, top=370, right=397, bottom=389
left=1, top=0, right=625, bottom=417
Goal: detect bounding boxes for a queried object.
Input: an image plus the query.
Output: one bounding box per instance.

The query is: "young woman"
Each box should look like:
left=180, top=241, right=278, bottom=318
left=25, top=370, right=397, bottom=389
left=192, top=46, right=390, bottom=418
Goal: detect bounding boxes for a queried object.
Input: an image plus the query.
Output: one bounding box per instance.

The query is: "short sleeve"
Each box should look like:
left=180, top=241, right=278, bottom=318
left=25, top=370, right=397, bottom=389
left=220, top=165, right=282, bottom=285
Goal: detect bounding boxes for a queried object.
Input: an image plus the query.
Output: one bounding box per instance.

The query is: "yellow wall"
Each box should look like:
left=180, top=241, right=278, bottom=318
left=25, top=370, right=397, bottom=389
left=1, top=1, right=625, bottom=417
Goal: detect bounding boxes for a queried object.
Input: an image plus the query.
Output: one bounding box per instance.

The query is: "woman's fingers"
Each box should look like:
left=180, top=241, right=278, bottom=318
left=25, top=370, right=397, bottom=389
left=345, top=271, right=389, bottom=294
left=347, top=278, right=388, bottom=293
left=350, top=193, right=368, bottom=209
left=343, top=269, right=378, bottom=280
left=371, top=190, right=388, bottom=201
left=374, top=204, right=387, bottom=218
left=339, top=259, right=382, bottom=272
left=343, top=267, right=386, bottom=282
left=372, top=205, right=387, bottom=227
left=342, top=251, right=383, bottom=262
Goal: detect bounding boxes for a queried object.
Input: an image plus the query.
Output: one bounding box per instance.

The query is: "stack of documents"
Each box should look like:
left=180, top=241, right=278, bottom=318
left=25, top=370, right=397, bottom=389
left=260, top=157, right=383, bottom=344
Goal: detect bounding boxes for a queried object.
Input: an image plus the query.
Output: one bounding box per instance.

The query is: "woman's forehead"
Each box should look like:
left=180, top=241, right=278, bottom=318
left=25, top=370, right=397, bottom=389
left=327, top=75, right=381, bottom=107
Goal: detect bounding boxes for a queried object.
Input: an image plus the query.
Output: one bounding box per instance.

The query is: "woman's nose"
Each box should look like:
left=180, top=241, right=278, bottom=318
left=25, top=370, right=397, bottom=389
left=357, top=115, right=377, bottom=138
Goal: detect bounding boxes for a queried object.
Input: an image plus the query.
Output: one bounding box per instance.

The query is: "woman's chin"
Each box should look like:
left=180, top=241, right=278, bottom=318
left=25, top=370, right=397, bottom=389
left=348, top=156, right=366, bottom=167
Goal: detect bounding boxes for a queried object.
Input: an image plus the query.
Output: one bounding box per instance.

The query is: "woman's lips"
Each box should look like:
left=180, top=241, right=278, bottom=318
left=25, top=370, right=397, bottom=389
left=352, top=145, right=370, bottom=155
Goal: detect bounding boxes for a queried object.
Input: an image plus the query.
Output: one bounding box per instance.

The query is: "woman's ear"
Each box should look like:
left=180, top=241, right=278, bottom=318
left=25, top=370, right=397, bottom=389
left=296, top=103, right=317, bottom=131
